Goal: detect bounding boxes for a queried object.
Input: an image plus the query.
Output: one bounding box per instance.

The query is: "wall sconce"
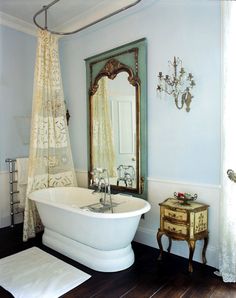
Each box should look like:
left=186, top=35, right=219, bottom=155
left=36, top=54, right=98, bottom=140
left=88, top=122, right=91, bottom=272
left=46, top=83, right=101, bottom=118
left=157, top=57, right=195, bottom=112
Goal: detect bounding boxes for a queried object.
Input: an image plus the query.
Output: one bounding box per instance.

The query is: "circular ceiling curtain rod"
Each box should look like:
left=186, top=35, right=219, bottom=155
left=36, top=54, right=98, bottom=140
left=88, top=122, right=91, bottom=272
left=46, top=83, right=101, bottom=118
left=33, top=0, right=142, bottom=36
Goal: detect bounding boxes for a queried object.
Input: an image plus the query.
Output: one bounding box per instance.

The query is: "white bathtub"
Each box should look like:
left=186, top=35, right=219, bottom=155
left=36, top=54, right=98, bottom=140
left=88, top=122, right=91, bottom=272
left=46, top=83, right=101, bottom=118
left=29, top=187, right=151, bottom=272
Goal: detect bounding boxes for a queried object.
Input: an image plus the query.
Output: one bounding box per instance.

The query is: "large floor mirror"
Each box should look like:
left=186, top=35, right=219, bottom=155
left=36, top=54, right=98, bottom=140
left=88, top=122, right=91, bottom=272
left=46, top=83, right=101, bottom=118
left=85, top=38, right=147, bottom=199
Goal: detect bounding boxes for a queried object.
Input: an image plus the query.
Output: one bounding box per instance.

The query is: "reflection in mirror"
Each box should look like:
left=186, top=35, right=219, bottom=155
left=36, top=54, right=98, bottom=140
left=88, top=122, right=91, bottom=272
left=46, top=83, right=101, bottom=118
left=89, top=57, right=141, bottom=193
left=92, top=72, right=137, bottom=189
left=91, top=76, right=116, bottom=178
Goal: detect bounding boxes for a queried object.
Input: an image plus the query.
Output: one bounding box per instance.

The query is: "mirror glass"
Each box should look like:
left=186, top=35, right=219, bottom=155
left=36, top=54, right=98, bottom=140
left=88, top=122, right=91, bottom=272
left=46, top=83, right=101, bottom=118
left=92, top=72, right=137, bottom=189
left=86, top=38, right=147, bottom=198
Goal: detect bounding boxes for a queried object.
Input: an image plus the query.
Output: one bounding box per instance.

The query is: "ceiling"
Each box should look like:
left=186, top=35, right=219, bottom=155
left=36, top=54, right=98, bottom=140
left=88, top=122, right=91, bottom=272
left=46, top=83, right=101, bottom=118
left=0, top=0, right=141, bottom=35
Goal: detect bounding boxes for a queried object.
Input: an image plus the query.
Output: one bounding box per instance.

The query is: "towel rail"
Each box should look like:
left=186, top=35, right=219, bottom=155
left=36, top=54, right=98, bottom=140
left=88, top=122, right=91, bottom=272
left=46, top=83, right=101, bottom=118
left=5, top=158, right=23, bottom=227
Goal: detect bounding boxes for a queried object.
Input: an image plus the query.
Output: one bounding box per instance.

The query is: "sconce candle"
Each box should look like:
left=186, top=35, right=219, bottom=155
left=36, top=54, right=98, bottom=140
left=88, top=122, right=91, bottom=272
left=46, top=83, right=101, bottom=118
left=157, top=57, right=195, bottom=112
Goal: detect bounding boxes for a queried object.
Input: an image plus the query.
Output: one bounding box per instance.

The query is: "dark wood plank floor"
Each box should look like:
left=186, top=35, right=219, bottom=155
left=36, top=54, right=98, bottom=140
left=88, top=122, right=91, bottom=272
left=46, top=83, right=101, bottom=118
left=0, top=224, right=236, bottom=298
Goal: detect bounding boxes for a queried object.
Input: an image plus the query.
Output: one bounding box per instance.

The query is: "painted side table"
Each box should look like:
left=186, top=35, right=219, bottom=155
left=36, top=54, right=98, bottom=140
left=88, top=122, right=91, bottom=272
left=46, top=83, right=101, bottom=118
left=156, top=198, right=209, bottom=272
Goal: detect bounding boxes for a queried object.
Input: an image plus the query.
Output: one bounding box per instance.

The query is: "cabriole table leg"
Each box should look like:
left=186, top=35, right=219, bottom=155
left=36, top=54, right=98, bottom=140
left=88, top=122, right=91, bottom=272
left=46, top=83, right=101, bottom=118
left=156, top=229, right=165, bottom=260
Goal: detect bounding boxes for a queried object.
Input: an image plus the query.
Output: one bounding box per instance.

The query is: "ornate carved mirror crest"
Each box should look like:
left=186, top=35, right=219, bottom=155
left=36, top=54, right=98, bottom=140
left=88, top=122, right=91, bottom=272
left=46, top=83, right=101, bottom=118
left=89, top=58, right=140, bottom=96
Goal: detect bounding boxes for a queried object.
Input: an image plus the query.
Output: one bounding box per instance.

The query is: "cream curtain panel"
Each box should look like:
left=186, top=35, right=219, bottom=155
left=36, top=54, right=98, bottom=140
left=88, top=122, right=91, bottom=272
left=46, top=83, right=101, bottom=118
left=92, top=76, right=116, bottom=177
left=23, top=29, right=77, bottom=241
left=219, top=1, right=236, bottom=282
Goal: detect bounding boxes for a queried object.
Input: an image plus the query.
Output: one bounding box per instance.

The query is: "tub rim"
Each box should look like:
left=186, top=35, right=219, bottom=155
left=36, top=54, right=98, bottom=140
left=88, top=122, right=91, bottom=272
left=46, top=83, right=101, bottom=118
left=29, top=186, right=151, bottom=219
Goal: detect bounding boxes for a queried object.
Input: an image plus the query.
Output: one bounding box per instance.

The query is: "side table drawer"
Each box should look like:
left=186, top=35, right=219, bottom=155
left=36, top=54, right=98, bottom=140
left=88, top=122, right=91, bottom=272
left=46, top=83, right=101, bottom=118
left=164, top=221, right=188, bottom=235
left=164, top=209, right=187, bottom=221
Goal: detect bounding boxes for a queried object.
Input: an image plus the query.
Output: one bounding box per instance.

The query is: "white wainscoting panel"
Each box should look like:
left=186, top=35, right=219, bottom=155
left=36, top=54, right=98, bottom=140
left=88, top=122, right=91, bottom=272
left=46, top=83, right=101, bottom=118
left=72, top=171, right=221, bottom=269
left=135, top=177, right=221, bottom=269
left=0, top=169, right=221, bottom=269
left=75, top=170, right=88, bottom=188
left=74, top=171, right=221, bottom=268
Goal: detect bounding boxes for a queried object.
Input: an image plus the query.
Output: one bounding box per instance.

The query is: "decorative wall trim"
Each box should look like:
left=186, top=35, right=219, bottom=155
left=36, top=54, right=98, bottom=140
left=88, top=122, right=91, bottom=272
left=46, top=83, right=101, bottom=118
left=147, top=176, right=221, bottom=190
left=75, top=169, right=221, bottom=190
left=0, top=11, right=37, bottom=36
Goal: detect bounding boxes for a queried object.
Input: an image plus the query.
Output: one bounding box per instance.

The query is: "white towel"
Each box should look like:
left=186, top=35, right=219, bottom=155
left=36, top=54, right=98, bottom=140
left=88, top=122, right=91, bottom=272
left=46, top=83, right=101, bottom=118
left=16, top=157, right=29, bottom=208
left=16, top=158, right=28, bottom=184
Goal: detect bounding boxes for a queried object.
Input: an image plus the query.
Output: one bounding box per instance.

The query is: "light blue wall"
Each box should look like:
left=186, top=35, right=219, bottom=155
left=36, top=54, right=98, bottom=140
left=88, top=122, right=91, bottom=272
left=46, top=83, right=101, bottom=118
left=0, top=25, right=36, bottom=171
left=59, top=0, right=221, bottom=186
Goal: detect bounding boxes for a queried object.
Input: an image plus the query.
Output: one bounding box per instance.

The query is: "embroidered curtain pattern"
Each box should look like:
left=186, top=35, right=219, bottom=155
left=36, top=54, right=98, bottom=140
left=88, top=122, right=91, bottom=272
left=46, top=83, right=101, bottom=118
left=23, top=29, right=77, bottom=241
left=219, top=1, right=236, bottom=282
left=92, top=76, right=116, bottom=177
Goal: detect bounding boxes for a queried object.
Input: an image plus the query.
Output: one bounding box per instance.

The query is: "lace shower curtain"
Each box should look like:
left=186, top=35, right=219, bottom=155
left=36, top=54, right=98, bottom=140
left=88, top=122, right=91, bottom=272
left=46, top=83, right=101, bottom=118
left=92, top=76, right=116, bottom=177
left=23, top=29, right=77, bottom=241
left=219, top=1, right=236, bottom=282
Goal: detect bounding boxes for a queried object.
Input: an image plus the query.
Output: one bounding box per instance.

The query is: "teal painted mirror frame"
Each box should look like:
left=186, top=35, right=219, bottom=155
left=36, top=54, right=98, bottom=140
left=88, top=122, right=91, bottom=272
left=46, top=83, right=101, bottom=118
left=85, top=38, right=147, bottom=199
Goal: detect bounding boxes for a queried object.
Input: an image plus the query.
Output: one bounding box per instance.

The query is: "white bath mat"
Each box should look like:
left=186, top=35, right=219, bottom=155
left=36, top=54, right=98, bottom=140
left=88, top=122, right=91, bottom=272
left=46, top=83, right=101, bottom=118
left=0, top=247, right=91, bottom=298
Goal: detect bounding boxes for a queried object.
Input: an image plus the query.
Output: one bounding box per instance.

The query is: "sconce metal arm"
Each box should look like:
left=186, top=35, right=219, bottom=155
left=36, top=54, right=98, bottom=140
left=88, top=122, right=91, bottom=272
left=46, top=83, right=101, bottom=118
left=157, top=57, right=195, bottom=112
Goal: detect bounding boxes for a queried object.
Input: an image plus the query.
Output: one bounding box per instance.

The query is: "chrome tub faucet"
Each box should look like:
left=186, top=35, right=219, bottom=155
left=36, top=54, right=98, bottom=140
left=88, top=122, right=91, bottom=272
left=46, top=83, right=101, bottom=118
left=90, top=168, right=113, bottom=212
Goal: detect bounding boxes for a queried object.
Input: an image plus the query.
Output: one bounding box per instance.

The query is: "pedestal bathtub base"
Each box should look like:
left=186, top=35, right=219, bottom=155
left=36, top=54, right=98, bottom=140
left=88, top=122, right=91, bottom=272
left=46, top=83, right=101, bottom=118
left=43, top=228, right=135, bottom=272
